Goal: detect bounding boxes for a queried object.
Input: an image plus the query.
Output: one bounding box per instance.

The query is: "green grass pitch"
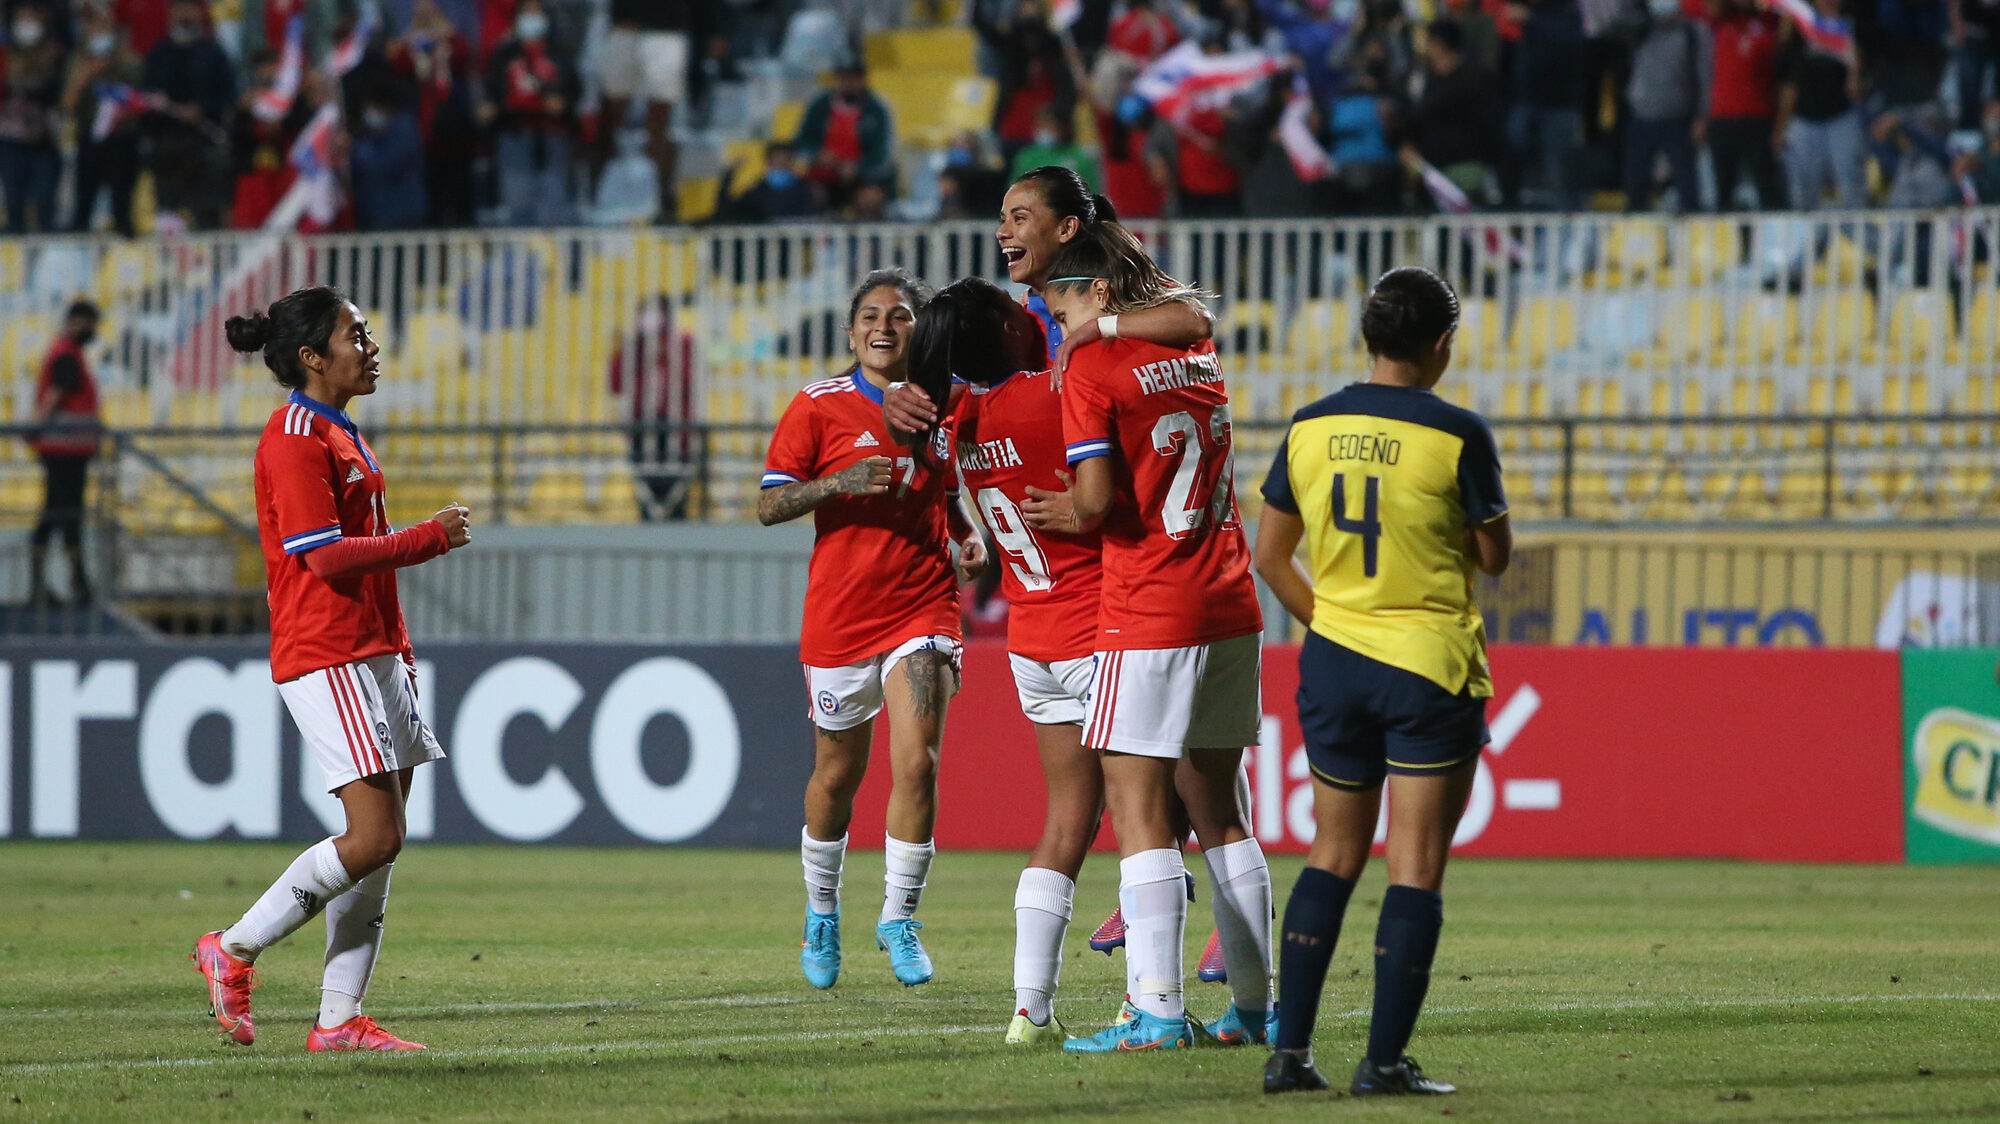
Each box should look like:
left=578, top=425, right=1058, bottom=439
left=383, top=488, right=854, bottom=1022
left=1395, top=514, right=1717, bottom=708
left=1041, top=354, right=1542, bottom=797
left=2, top=843, right=1997, bottom=1123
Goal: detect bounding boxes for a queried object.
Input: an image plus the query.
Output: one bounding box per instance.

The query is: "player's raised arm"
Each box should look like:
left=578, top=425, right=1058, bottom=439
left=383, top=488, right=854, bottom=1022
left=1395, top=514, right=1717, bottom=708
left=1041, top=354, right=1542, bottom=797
left=757, top=456, right=893, bottom=525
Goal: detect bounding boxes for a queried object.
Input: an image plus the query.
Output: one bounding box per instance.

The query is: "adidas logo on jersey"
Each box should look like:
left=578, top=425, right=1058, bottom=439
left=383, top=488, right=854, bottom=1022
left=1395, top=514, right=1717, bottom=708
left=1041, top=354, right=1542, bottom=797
left=853, top=431, right=881, bottom=449
left=346, top=466, right=365, bottom=483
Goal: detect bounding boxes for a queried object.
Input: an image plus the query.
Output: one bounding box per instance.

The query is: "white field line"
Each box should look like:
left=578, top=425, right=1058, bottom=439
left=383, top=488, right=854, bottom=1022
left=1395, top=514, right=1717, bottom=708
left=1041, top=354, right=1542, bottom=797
left=5, top=993, right=969, bottom=1021
left=3, top=991, right=1995, bottom=1077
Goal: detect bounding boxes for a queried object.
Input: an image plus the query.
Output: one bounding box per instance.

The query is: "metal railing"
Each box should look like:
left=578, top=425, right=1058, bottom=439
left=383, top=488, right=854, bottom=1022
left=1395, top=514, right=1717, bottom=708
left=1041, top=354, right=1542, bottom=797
left=1, top=210, right=1995, bottom=439
left=5, top=413, right=1999, bottom=539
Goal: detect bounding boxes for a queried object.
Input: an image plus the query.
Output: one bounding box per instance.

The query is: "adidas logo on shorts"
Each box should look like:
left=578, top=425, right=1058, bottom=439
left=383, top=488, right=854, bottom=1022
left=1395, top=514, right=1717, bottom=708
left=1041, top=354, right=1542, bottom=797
left=853, top=431, right=881, bottom=448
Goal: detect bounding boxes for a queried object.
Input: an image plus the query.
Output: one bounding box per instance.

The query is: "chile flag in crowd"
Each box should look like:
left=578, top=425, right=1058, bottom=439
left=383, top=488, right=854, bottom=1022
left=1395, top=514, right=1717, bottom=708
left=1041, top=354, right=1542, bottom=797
left=1121, top=40, right=1287, bottom=135
left=90, top=82, right=160, bottom=141
left=325, top=6, right=378, bottom=80
left=251, top=14, right=306, bottom=122
left=1764, top=0, right=1855, bottom=62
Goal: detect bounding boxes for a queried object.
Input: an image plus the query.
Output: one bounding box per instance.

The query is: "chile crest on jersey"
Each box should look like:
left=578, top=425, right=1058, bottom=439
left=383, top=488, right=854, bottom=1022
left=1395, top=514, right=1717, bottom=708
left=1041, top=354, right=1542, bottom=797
left=951, top=369, right=1101, bottom=663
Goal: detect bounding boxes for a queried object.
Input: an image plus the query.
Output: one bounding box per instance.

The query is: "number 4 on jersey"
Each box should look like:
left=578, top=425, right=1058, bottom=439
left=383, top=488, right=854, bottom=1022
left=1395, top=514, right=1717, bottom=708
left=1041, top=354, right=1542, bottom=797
left=1332, top=473, right=1382, bottom=577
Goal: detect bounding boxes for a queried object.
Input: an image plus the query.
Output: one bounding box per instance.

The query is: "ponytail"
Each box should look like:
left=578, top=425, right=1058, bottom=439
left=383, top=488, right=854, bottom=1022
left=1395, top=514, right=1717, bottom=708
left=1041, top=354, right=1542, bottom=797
left=1043, top=223, right=1213, bottom=315
left=1012, top=165, right=1118, bottom=230
left=225, top=285, right=349, bottom=390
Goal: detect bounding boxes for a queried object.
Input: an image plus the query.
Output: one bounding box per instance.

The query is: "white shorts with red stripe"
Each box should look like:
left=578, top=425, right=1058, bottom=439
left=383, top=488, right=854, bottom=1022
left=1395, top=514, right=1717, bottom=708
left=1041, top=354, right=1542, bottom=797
left=279, top=653, right=445, bottom=793
left=1083, top=632, right=1264, bottom=759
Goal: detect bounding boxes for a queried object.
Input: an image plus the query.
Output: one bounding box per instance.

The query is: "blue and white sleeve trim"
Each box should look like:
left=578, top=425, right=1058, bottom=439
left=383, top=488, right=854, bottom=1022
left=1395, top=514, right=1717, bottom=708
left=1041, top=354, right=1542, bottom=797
left=762, top=471, right=803, bottom=489
left=1065, top=438, right=1113, bottom=465
left=282, top=524, right=343, bottom=554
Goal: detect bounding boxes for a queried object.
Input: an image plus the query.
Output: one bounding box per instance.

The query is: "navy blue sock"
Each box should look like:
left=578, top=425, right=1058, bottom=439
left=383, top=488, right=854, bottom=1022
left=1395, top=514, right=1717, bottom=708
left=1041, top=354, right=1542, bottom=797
left=1274, top=866, right=1354, bottom=1051
left=1365, top=884, right=1445, bottom=1068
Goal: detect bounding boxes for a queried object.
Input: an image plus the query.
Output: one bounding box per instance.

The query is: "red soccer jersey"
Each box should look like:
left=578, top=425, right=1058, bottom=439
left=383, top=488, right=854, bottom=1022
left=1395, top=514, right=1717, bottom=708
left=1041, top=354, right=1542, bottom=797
left=764, top=371, right=962, bottom=667
left=255, top=391, right=413, bottom=682
left=1061, top=338, right=1263, bottom=651
left=953, top=368, right=1102, bottom=663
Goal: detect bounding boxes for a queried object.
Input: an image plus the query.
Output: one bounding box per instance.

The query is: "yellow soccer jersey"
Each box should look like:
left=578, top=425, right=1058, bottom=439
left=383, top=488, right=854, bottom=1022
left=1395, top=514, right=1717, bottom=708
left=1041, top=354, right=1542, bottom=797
left=1259, top=382, right=1508, bottom=696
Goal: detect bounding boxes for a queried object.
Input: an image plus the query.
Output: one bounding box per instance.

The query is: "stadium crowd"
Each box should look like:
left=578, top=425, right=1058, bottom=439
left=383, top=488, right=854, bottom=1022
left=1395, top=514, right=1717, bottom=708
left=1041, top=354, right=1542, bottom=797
left=0, top=0, right=1995, bottom=235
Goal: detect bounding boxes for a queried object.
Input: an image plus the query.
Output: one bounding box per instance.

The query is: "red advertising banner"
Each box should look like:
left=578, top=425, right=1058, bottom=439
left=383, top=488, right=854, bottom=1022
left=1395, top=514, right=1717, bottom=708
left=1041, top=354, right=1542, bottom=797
left=846, top=643, right=1904, bottom=862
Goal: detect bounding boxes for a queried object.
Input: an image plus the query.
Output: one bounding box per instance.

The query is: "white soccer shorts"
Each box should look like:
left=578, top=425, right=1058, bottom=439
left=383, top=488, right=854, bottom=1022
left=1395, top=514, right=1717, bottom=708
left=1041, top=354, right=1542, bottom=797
left=1008, top=652, right=1096, bottom=726
left=805, top=635, right=964, bottom=732
left=279, top=653, right=444, bottom=793
left=1083, top=632, right=1263, bottom=759
left=600, top=28, right=690, bottom=105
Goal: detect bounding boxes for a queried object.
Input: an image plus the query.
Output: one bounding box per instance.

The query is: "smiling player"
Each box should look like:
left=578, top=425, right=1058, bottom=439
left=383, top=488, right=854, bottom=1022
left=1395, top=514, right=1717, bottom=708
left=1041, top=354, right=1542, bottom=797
left=192, top=286, right=470, bottom=1052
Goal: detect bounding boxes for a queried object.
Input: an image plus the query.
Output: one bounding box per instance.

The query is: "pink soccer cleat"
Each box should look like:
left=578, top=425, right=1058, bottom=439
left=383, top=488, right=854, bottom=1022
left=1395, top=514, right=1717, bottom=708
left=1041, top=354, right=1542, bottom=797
left=1197, top=929, right=1228, bottom=983
left=306, top=1015, right=427, bottom=1052
left=191, top=931, right=257, bottom=1045
left=1088, top=907, right=1126, bottom=953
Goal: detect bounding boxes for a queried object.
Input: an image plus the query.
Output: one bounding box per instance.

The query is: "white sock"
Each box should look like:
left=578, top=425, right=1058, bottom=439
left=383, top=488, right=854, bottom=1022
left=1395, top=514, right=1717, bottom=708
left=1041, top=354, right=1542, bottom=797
left=882, top=835, right=936, bottom=923
left=801, top=829, right=846, bottom=916
left=1204, top=837, right=1275, bottom=1016
left=319, top=863, right=393, bottom=1028
left=221, top=838, right=356, bottom=960
left=1012, top=867, right=1075, bottom=1024
left=1120, top=848, right=1187, bottom=1021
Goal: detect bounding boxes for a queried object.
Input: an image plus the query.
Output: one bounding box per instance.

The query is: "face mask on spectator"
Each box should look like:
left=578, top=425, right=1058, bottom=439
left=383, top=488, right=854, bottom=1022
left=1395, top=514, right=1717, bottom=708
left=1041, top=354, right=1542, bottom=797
left=945, top=145, right=975, bottom=167
left=1648, top=0, right=1681, bottom=17
left=12, top=17, right=43, bottom=46
left=766, top=167, right=798, bottom=189
left=170, top=20, right=201, bottom=44
left=364, top=108, right=391, bottom=131
left=516, top=12, right=549, bottom=41
left=88, top=31, right=116, bottom=55
left=1033, top=127, right=1059, bottom=146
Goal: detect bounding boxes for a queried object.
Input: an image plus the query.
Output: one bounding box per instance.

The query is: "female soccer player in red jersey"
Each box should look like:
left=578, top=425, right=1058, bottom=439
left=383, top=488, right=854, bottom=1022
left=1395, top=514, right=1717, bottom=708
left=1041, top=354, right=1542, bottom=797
left=906, top=277, right=1109, bottom=1044
left=1022, top=224, right=1276, bottom=1055
left=760, top=269, right=987, bottom=991
left=885, top=166, right=1245, bottom=988
left=192, top=286, right=471, bottom=1052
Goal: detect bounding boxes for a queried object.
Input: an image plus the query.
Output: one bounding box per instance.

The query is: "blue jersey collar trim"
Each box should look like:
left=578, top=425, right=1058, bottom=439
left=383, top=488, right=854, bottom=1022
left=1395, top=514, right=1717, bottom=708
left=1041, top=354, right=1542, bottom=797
left=289, top=389, right=377, bottom=471
left=1025, top=293, right=1063, bottom=360
left=849, top=368, right=887, bottom=405
left=289, top=389, right=358, bottom=434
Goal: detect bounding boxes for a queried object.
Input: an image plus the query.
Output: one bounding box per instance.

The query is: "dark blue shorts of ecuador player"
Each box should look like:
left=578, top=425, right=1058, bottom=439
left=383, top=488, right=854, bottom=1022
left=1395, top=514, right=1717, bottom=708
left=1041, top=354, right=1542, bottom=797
left=1297, top=631, right=1490, bottom=789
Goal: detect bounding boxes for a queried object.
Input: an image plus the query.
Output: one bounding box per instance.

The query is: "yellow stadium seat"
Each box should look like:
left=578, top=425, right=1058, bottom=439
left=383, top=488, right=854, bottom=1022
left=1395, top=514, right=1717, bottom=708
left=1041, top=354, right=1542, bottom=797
left=771, top=101, right=806, bottom=145
left=677, top=175, right=721, bottom=223
left=1283, top=300, right=1352, bottom=367
left=1513, top=295, right=1578, bottom=366
left=1964, top=289, right=1997, bottom=357
left=1681, top=217, right=1736, bottom=284
left=1604, top=219, right=1665, bottom=287
left=1887, top=291, right=1945, bottom=362
left=1730, top=295, right=1797, bottom=364
left=1807, top=291, right=1875, bottom=364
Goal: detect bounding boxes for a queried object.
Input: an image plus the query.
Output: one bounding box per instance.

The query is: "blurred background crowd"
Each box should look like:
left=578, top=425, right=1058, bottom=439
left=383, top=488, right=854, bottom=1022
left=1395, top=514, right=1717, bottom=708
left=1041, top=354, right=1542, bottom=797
left=0, top=0, right=1996, bottom=236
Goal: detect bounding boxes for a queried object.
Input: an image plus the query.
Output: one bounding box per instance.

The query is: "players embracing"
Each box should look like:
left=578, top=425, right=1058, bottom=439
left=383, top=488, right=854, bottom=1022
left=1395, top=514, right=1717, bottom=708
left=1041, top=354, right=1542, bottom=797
left=1017, top=223, right=1277, bottom=1054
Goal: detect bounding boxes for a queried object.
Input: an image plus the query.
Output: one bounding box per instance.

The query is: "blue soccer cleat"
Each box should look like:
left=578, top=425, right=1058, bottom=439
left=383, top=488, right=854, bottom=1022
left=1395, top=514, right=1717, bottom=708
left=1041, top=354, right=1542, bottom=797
left=1062, top=1010, right=1194, bottom=1053
left=1202, top=1002, right=1278, bottom=1046
left=876, top=919, right=934, bottom=986
left=801, top=909, right=841, bottom=989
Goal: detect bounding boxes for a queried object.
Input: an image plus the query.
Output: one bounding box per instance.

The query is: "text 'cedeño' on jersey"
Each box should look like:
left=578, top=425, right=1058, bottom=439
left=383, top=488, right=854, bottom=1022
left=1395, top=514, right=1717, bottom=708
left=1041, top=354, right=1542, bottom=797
left=1260, top=382, right=1508, bottom=698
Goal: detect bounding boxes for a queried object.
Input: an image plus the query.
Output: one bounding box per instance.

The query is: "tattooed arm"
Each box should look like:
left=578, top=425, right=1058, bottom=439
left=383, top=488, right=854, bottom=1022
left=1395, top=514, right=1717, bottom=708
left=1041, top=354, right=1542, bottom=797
left=757, top=456, right=894, bottom=526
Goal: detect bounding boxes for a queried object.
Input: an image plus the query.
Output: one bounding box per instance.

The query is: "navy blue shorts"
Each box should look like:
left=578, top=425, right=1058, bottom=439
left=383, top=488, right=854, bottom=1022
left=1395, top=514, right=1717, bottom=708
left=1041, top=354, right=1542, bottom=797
left=1296, top=631, right=1489, bottom=790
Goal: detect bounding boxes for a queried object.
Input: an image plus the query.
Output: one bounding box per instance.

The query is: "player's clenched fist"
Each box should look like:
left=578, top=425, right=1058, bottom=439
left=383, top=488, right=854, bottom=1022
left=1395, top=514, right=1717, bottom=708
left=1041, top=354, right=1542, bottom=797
left=882, top=381, right=937, bottom=444
left=435, top=502, right=472, bottom=548
left=836, top=455, right=895, bottom=496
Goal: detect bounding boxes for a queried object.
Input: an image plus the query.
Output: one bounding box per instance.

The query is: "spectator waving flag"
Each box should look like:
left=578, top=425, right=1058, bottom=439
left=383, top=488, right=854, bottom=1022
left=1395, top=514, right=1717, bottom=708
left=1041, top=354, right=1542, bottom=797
left=1414, top=156, right=1524, bottom=263
left=90, top=82, right=159, bottom=142
left=1278, top=78, right=1336, bottom=182
left=1128, top=40, right=1287, bottom=134
left=288, top=102, right=345, bottom=227
left=252, top=14, right=306, bottom=122
left=325, top=6, right=378, bottom=81
left=1764, top=0, right=1855, bottom=63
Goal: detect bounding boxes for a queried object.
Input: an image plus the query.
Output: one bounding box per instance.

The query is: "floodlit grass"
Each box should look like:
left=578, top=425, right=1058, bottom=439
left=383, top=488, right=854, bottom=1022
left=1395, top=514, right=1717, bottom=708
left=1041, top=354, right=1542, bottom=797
left=2, top=844, right=1997, bottom=1122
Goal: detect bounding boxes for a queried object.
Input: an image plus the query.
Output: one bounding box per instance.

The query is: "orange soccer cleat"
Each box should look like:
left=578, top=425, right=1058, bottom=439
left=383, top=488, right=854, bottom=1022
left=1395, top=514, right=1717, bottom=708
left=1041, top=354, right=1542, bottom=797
left=191, top=931, right=258, bottom=1045
left=306, top=1015, right=427, bottom=1052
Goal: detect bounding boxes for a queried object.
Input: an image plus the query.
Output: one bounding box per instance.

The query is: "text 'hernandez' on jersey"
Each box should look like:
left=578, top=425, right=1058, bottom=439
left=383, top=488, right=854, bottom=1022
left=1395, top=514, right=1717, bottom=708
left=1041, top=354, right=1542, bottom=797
left=763, top=371, right=962, bottom=667
left=1059, top=338, right=1262, bottom=651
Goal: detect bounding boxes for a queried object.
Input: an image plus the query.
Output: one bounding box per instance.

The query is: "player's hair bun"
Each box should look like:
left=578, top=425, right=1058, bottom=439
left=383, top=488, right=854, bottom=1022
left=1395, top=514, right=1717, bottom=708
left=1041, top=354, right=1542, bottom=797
left=224, top=313, right=274, bottom=354
left=1090, top=192, right=1119, bottom=225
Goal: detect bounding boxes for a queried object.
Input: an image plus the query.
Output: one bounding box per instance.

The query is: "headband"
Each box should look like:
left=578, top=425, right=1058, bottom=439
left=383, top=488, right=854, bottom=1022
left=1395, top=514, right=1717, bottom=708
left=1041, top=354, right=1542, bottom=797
left=1046, top=276, right=1101, bottom=283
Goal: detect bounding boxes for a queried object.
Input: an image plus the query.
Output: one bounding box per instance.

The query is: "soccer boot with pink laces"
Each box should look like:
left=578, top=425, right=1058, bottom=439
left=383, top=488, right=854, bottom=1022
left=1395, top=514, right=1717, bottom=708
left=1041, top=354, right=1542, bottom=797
left=191, top=931, right=257, bottom=1045
left=306, top=1015, right=427, bottom=1052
